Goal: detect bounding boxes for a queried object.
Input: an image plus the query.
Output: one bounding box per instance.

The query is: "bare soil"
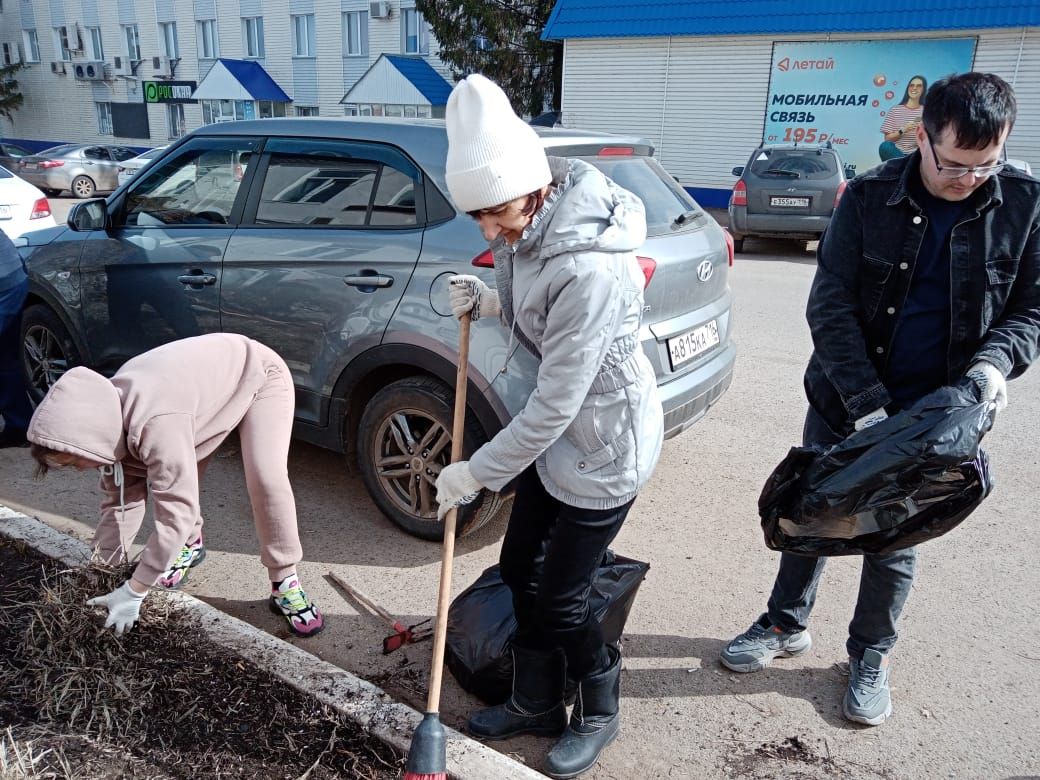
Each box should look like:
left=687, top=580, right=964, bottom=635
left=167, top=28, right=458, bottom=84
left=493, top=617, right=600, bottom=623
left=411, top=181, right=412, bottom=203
left=0, top=537, right=403, bottom=779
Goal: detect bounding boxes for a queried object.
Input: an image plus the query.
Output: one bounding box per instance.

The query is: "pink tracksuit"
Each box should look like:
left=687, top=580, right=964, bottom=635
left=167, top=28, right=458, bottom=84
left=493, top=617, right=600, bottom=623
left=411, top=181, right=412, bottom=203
left=27, top=333, right=303, bottom=586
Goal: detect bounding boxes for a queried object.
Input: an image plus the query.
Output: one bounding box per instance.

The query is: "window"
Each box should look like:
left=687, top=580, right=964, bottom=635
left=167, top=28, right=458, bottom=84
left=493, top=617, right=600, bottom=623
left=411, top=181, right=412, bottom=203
left=295, top=106, right=319, bottom=117
left=87, top=27, right=104, bottom=61
left=53, top=26, right=72, bottom=61
left=257, top=100, right=288, bottom=118
left=256, top=139, right=418, bottom=227
left=401, top=8, right=428, bottom=54
left=197, top=19, right=218, bottom=59
left=96, top=102, right=113, bottom=135
left=242, top=17, right=265, bottom=58
left=167, top=104, right=186, bottom=139
left=124, top=137, right=260, bottom=227
left=292, top=14, right=315, bottom=57
left=123, top=24, right=141, bottom=61
left=22, top=30, right=40, bottom=62
left=343, top=11, right=368, bottom=56
left=2, top=43, right=12, bottom=66
left=159, top=22, right=179, bottom=59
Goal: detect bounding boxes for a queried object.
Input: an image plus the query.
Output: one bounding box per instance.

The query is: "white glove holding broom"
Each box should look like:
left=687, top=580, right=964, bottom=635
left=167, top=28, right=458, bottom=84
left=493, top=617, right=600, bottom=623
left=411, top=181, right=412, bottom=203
left=87, top=580, right=148, bottom=635
left=434, top=461, right=482, bottom=520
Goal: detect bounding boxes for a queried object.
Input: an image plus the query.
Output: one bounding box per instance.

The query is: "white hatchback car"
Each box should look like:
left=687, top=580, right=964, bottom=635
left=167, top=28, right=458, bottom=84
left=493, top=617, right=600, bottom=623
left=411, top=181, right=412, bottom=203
left=0, top=165, right=56, bottom=239
left=117, top=146, right=169, bottom=186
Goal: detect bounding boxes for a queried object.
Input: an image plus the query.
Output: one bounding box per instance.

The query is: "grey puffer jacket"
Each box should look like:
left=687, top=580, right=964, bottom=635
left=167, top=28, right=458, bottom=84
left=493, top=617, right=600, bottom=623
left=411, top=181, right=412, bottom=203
left=468, top=157, right=664, bottom=510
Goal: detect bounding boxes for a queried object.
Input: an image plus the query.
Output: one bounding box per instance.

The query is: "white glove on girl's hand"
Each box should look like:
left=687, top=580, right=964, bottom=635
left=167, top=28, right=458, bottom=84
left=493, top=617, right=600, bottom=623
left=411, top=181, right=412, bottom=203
left=854, top=407, right=889, bottom=431
left=449, top=275, right=501, bottom=321
left=966, top=360, right=1007, bottom=413
left=87, top=580, right=148, bottom=635
left=434, top=461, right=482, bottom=520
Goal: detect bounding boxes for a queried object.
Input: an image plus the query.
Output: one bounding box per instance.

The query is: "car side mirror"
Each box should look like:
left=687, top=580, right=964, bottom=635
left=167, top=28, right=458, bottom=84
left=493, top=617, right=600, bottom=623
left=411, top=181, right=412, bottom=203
left=67, top=199, right=109, bottom=232
left=732, top=166, right=744, bottom=177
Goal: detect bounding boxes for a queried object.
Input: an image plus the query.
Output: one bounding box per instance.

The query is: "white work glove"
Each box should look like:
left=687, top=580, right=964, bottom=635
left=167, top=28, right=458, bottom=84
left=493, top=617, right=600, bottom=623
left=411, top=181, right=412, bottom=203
left=853, top=407, right=889, bottom=431
left=966, top=360, right=1007, bottom=413
left=434, top=460, right=482, bottom=521
left=86, top=580, right=148, bottom=636
left=449, top=275, right=500, bottom=321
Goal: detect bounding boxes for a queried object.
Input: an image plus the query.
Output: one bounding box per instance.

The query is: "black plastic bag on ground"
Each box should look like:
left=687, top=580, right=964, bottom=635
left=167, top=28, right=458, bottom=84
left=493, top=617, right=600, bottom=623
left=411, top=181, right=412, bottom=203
left=445, top=550, right=649, bottom=704
left=760, top=380, right=995, bottom=556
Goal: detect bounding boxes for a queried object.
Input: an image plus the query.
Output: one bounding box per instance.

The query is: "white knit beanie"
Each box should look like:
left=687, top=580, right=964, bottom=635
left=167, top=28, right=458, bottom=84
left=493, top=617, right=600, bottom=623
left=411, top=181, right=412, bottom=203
left=444, top=74, right=551, bottom=213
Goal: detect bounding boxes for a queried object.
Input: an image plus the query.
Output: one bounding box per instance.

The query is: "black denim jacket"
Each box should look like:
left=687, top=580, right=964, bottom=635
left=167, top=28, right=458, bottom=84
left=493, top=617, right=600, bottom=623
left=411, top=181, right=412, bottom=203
left=803, top=152, right=1040, bottom=436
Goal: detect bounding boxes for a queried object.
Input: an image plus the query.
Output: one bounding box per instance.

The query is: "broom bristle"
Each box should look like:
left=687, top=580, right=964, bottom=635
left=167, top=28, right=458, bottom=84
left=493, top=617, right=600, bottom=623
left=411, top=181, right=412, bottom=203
left=402, top=774, right=446, bottom=780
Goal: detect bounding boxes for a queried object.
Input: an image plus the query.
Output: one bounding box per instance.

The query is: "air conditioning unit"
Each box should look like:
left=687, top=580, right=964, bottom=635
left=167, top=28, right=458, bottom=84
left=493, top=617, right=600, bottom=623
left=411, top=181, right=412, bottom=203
left=112, top=56, right=131, bottom=76
left=369, top=1, right=391, bottom=19
left=73, top=61, right=106, bottom=81
left=151, top=55, right=172, bottom=78
left=50, top=61, right=66, bottom=74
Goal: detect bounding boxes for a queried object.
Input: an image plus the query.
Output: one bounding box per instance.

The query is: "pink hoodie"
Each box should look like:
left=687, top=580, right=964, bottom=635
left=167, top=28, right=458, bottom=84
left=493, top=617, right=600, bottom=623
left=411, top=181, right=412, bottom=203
left=28, top=333, right=288, bottom=584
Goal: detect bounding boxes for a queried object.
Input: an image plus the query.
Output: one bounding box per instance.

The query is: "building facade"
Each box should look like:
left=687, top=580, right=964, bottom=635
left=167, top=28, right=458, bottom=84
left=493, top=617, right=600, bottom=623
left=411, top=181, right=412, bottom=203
left=543, top=2, right=1040, bottom=207
left=0, top=0, right=453, bottom=150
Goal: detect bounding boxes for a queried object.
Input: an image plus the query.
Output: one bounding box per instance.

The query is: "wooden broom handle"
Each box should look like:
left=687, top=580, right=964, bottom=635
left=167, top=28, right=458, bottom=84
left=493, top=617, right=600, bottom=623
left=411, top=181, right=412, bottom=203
left=427, top=312, right=471, bottom=714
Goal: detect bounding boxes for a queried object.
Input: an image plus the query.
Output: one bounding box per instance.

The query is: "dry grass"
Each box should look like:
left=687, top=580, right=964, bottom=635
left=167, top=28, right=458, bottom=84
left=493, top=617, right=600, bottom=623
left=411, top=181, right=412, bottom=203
left=0, top=539, right=403, bottom=779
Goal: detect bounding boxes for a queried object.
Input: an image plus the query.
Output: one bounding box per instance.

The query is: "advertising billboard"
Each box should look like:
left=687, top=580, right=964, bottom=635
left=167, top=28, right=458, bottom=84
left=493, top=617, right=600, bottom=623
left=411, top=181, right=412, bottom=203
left=764, top=39, right=977, bottom=177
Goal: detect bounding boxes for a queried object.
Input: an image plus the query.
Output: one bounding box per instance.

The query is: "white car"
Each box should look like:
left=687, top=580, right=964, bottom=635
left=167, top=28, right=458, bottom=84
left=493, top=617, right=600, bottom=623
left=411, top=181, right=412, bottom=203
left=0, top=165, right=56, bottom=238
left=117, top=146, right=168, bottom=186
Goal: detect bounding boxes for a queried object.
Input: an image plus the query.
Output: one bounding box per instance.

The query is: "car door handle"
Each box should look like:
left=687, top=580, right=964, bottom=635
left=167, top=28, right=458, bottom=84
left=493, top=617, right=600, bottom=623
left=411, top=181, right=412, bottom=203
left=178, top=273, right=217, bottom=286
left=344, top=274, right=394, bottom=289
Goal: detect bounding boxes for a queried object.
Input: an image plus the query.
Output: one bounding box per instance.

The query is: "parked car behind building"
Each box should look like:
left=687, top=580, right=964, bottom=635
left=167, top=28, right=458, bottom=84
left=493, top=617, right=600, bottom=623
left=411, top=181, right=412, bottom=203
left=18, top=143, right=139, bottom=199
left=17, top=118, right=735, bottom=540
left=728, top=143, right=852, bottom=252
left=0, top=166, right=55, bottom=239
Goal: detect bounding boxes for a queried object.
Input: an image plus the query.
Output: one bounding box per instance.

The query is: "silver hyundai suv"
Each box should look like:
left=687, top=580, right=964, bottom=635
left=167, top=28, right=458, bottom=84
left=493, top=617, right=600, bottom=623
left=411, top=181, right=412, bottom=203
left=18, top=118, right=735, bottom=540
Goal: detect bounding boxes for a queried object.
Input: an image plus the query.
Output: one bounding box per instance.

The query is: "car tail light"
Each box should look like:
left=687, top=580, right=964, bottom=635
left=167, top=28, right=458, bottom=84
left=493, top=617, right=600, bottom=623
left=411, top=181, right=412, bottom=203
left=598, top=146, right=634, bottom=156
left=834, top=180, right=847, bottom=208
left=637, top=256, right=656, bottom=289
left=30, top=198, right=51, bottom=219
left=471, top=249, right=494, bottom=268
left=38, top=160, right=64, bottom=169
left=730, top=180, right=747, bottom=207
left=723, top=229, right=735, bottom=267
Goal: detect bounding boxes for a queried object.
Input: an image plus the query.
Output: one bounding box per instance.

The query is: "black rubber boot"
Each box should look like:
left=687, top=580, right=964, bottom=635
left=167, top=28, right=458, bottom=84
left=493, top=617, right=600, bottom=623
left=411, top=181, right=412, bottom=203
left=544, top=647, right=621, bottom=779
left=467, top=646, right=567, bottom=740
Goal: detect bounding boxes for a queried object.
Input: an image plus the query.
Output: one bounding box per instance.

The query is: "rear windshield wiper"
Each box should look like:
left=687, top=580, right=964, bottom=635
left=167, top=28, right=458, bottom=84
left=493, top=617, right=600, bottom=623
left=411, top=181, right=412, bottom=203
left=761, top=169, right=801, bottom=178
left=672, top=208, right=703, bottom=228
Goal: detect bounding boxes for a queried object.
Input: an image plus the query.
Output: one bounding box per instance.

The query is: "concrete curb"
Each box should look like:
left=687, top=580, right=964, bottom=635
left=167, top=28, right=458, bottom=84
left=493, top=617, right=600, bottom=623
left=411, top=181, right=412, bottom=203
left=0, top=506, right=545, bottom=780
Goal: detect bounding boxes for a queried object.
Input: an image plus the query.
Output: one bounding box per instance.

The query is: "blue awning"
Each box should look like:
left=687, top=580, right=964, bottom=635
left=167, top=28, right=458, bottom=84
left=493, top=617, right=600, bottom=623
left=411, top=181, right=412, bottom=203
left=543, top=0, right=1040, bottom=40
left=340, top=54, right=453, bottom=106
left=191, top=58, right=292, bottom=102
left=384, top=55, right=453, bottom=105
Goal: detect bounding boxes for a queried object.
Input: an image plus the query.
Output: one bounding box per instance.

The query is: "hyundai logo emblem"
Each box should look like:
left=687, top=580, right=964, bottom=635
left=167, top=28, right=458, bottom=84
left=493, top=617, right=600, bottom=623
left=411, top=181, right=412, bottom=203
left=697, top=260, right=714, bottom=282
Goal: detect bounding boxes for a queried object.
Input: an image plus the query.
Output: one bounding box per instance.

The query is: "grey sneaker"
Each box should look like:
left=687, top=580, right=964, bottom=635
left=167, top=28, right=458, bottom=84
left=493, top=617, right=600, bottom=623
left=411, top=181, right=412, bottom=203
left=843, top=648, right=892, bottom=726
left=720, top=615, right=812, bottom=673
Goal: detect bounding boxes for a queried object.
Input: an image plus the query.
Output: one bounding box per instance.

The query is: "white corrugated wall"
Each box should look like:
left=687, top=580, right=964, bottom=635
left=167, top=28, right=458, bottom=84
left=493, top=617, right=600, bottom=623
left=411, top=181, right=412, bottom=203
left=561, top=28, right=1040, bottom=197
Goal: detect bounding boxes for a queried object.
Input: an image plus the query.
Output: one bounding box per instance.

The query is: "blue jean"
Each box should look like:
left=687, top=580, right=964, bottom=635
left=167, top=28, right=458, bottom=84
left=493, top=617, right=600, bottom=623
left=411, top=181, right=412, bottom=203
left=765, top=407, right=917, bottom=659
left=500, top=464, right=633, bottom=680
left=0, top=279, right=32, bottom=434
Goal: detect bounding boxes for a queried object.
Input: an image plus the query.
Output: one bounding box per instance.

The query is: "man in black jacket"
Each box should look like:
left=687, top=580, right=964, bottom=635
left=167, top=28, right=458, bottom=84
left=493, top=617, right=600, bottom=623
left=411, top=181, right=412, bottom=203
left=721, top=72, right=1040, bottom=726
left=0, top=230, right=31, bottom=448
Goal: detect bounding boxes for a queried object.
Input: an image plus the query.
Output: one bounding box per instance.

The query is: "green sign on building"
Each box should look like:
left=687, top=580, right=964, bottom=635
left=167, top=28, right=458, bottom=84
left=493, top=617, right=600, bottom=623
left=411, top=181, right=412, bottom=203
left=143, top=81, right=198, bottom=104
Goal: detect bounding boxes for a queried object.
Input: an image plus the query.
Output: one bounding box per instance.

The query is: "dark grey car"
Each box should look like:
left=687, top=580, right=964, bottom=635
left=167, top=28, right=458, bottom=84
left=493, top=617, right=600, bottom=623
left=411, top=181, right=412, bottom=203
left=18, top=143, right=139, bottom=199
left=0, top=142, right=34, bottom=173
left=727, top=143, right=851, bottom=252
left=17, top=118, right=735, bottom=540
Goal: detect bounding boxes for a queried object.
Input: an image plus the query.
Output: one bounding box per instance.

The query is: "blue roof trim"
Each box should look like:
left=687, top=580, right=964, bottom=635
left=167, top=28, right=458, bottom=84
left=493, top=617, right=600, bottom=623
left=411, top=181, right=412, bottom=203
left=385, top=55, right=454, bottom=105
left=217, top=58, right=292, bottom=102
left=542, top=1, right=1040, bottom=40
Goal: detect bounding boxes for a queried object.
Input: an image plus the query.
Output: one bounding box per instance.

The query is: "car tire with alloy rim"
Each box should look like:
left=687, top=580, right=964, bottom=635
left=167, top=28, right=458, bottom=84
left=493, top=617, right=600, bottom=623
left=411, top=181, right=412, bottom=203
left=71, top=175, right=96, bottom=199
left=356, top=376, right=504, bottom=540
left=20, top=304, right=82, bottom=403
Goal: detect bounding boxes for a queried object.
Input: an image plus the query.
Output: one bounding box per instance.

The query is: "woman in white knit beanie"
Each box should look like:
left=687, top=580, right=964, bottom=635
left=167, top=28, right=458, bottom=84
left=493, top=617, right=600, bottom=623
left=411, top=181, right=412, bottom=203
left=435, top=74, right=664, bottom=779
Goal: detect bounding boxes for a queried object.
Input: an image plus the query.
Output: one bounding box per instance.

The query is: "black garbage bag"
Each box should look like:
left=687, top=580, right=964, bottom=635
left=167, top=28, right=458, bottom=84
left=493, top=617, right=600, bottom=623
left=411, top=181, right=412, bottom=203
left=760, top=379, right=996, bottom=557
left=445, top=550, right=649, bottom=704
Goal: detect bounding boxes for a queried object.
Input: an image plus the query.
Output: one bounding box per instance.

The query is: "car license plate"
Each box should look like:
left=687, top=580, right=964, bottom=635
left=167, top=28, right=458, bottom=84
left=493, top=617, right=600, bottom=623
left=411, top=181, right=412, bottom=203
left=667, top=320, right=720, bottom=369
left=23, top=163, right=36, bottom=170
left=770, top=196, right=810, bottom=207
left=0, top=205, right=10, bottom=219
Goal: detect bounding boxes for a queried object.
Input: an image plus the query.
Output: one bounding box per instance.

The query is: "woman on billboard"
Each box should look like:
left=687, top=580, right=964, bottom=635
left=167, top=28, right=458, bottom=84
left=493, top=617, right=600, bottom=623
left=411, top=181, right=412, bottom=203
left=878, top=75, right=927, bottom=161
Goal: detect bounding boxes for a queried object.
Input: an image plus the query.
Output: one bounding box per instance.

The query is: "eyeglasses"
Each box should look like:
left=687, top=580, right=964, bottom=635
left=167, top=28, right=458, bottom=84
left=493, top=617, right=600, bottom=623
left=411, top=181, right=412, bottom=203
left=924, top=129, right=1005, bottom=180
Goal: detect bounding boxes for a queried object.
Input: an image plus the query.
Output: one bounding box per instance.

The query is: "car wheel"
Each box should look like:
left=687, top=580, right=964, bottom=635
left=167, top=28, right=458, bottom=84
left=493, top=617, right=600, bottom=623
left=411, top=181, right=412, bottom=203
left=20, top=304, right=82, bottom=403
left=71, top=175, right=96, bottom=199
left=732, top=237, right=745, bottom=253
left=42, top=188, right=62, bottom=198
left=356, top=376, right=504, bottom=541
